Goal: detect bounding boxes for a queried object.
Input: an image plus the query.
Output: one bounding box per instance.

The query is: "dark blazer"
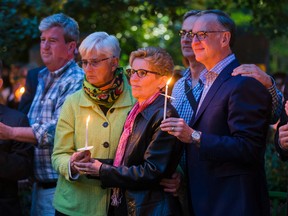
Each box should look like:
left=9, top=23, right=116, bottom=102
left=0, top=104, right=34, bottom=216
left=18, top=66, right=44, bottom=114
left=100, top=96, right=183, bottom=216
left=187, top=59, right=272, bottom=216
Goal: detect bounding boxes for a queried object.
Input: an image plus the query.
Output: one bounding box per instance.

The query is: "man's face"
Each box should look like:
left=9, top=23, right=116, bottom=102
left=40, top=26, right=75, bottom=71
left=180, top=16, right=198, bottom=59
left=191, top=14, right=228, bottom=69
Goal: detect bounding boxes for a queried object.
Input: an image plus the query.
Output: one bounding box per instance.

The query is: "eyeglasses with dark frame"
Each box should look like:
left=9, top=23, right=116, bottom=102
left=179, top=30, right=227, bottom=41
left=79, top=56, right=114, bottom=68
left=126, top=68, right=161, bottom=78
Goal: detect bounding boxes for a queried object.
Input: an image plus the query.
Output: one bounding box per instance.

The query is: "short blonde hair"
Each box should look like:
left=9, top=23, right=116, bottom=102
left=129, top=47, right=174, bottom=76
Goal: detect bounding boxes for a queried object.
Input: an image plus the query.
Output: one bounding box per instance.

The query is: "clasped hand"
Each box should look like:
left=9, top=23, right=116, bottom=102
left=70, top=150, right=102, bottom=176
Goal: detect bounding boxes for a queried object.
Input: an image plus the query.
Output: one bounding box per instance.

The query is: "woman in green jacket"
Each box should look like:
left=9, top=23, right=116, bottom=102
left=52, top=32, right=135, bottom=216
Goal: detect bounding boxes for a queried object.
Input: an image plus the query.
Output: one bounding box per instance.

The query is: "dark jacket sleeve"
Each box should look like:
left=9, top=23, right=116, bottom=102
left=0, top=109, right=34, bottom=180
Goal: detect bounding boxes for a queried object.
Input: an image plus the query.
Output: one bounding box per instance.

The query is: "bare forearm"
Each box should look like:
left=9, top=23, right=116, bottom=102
left=11, top=127, right=37, bottom=144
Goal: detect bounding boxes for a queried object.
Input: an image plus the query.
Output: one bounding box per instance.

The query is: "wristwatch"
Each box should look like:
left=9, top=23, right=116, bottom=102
left=191, top=130, right=201, bottom=145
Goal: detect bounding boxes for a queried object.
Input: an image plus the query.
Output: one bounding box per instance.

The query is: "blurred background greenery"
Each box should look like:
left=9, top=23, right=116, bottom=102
left=1, top=0, right=288, bottom=73
left=1, top=1, right=288, bottom=214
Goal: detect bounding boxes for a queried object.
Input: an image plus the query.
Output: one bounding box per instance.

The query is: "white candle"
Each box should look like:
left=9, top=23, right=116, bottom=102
left=163, top=78, right=172, bottom=120
left=85, top=115, right=90, bottom=149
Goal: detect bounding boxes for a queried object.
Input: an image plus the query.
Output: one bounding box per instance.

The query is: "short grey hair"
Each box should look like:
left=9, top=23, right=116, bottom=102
left=39, top=13, right=79, bottom=43
left=197, top=9, right=236, bottom=47
left=183, top=10, right=201, bottom=21
left=79, top=32, right=121, bottom=58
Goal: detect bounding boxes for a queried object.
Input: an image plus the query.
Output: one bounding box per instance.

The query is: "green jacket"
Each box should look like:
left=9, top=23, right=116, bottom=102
left=52, top=76, right=135, bottom=216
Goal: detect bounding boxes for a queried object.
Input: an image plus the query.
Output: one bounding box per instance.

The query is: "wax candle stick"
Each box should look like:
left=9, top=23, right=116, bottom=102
left=163, top=78, right=172, bottom=120
left=85, top=115, right=90, bottom=149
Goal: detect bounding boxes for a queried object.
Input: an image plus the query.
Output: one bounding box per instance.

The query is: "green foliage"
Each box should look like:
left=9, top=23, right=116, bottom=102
left=0, top=0, right=39, bottom=63
left=270, top=36, right=288, bottom=72
left=0, top=0, right=287, bottom=69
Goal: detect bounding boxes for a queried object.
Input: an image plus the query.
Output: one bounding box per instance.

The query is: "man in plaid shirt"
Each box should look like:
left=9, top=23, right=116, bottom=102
left=0, top=13, right=84, bottom=215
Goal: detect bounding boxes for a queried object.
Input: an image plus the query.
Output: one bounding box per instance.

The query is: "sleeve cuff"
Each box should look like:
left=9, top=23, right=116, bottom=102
left=267, top=77, right=276, bottom=92
left=278, top=140, right=288, bottom=152
left=68, top=160, right=79, bottom=180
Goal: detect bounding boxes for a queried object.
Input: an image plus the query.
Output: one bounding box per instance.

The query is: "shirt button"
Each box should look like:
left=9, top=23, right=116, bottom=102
left=102, top=122, right=109, bottom=127
left=103, top=142, right=109, bottom=148
left=110, top=108, right=115, bottom=113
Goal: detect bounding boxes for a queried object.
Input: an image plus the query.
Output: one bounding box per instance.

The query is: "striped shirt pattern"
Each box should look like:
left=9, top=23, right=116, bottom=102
left=171, top=68, right=205, bottom=124
left=28, top=60, right=84, bottom=182
left=171, top=68, right=205, bottom=171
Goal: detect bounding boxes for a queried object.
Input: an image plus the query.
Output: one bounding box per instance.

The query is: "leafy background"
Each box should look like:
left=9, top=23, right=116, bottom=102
left=1, top=0, right=288, bottom=214
left=1, top=0, right=288, bottom=73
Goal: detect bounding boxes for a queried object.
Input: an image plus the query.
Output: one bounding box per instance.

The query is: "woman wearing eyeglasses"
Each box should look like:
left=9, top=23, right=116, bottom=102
left=51, top=32, right=135, bottom=216
left=74, top=46, right=183, bottom=215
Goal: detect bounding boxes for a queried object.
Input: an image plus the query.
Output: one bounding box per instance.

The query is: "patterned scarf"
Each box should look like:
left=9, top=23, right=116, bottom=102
left=83, top=68, right=124, bottom=108
left=111, top=91, right=161, bottom=207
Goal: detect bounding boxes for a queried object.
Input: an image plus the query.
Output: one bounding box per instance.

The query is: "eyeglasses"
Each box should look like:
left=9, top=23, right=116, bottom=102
left=79, top=56, right=114, bottom=68
left=179, top=30, right=193, bottom=38
left=126, top=68, right=161, bottom=78
left=179, top=30, right=227, bottom=41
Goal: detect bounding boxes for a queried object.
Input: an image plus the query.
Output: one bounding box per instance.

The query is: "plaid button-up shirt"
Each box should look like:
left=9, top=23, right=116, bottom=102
left=28, top=60, right=84, bottom=182
left=172, top=68, right=206, bottom=124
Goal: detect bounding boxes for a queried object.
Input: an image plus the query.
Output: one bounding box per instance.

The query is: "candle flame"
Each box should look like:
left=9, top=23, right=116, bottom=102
left=166, top=77, right=172, bottom=85
left=20, top=87, right=25, bottom=94
left=14, top=86, right=25, bottom=101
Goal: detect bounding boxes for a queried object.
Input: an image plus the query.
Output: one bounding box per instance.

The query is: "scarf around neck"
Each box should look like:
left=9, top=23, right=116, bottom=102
left=83, top=68, right=124, bottom=108
left=111, top=91, right=160, bottom=207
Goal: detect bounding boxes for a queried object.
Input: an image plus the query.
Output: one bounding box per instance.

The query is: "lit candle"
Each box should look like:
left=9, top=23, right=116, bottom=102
left=163, top=78, right=172, bottom=120
left=15, top=86, right=25, bottom=102
left=20, top=87, right=25, bottom=94
left=85, top=115, right=90, bottom=149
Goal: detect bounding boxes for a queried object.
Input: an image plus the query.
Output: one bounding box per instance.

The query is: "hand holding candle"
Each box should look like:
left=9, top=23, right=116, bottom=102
left=163, top=78, right=172, bottom=120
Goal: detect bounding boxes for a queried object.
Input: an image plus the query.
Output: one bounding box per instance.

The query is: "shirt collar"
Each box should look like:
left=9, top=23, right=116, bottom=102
left=209, top=54, right=235, bottom=75
left=39, top=60, right=74, bottom=78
